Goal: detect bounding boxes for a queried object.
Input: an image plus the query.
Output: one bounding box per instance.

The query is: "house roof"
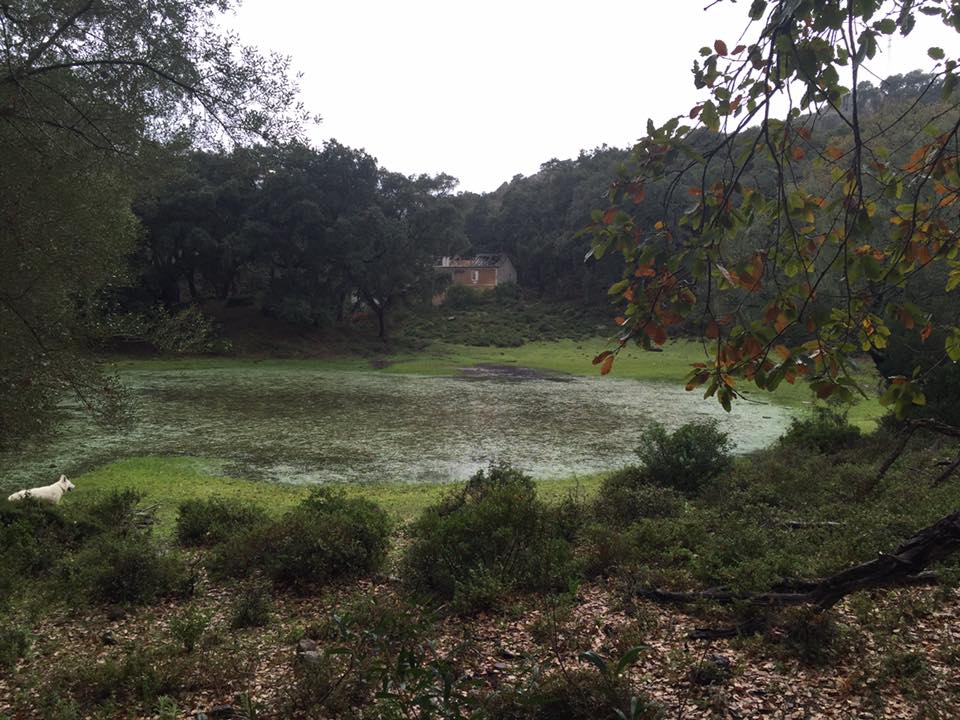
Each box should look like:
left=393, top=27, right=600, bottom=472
left=434, top=253, right=512, bottom=269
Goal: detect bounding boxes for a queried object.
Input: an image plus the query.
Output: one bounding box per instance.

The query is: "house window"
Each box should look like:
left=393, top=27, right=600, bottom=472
left=471, top=270, right=479, bottom=284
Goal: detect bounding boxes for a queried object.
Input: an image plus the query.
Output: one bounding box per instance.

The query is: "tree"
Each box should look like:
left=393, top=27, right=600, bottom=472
left=588, top=0, right=959, bottom=419
left=0, top=134, right=137, bottom=444
left=0, top=0, right=305, bottom=447
left=342, top=172, right=467, bottom=340
left=585, top=0, right=960, bottom=636
left=0, top=0, right=306, bottom=150
left=255, top=141, right=381, bottom=327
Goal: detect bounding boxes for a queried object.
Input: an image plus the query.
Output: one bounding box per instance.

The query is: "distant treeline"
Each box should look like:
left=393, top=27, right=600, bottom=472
left=114, top=70, right=954, bottom=346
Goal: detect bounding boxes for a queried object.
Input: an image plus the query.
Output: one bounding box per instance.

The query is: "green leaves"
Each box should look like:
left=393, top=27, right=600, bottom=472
left=700, top=101, right=720, bottom=132
left=947, top=329, right=960, bottom=362
left=875, top=18, right=897, bottom=34
left=880, top=377, right=928, bottom=420
left=586, top=0, right=960, bottom=417
left=578, top=645, right=647, bottom=679
left=749, top=0, right=767, bottom=21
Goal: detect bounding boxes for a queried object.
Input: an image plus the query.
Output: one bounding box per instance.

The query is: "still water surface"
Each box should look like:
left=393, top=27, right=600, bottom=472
left=1, top=366, right=793, bottom=488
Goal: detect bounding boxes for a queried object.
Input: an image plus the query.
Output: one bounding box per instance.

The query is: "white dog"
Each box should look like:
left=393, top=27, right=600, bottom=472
left=7, top=474, right=76, bottom=505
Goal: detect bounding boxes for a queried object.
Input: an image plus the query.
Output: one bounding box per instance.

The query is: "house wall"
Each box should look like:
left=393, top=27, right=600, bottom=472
left=451, top=267, right=498, bottom=290
left=497, top=258, right=518, bottom=285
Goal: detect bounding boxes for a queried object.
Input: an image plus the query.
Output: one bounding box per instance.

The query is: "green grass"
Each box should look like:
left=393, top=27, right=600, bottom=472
left=71, top=456, right=604, bottom=537
left=106, top=337, right=884, bottom=430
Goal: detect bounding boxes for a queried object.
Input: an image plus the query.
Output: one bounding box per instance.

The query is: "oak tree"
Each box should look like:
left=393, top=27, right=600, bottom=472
left=0, top=0, right=305, bottom=446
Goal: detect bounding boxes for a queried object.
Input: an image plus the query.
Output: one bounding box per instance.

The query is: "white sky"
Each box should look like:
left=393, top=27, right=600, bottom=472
left=227, top=1, right=956, bottom=193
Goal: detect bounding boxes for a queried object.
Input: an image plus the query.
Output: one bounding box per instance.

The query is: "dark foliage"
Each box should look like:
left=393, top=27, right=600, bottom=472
left=209, top=489, right=391, bottom=592
left=593, top=466, right=687, bottom=526
left=175, top=497, right=268, bottom=547
left=780, top=406, right=862, bottom=454
left=62, top=532, right=186, bottom=605
left=404, top=464, right=576, bottom=613
left=635, top=420, right=733, bottom=495
left=0, top=498, right=75, bottom=580
left=486, top=668, right=661, bottom=720
left=0, top=626, right=29, bottom=669
left=229, top=586, right=274, bottom=629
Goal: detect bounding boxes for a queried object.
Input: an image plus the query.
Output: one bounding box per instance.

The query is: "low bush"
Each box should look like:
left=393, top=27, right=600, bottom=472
left=0, top=498, right=75, bottom=578
left=209, top=489, right=391, bottom=592
left=0, top=625, right=29, bottom=669
left=635, top=420, right=733, bottom=495
left=288, top=595, right=470, bottom=718
left=63, top=532, right=186, bottom=605
left=593, top=466, right=687, bottom=526
left=175, top=497, right=268, bottom=547
left=485, top=667, right=661, bottom=720
left=82, top=488, right=143, bottom=526
left=47, top=647, right=190, bottom=710
left=229, top=586, right=273, bottom=629
left=404, top=464, right=576, bottom=613
left=771, top=608, right=853, bottom=666
left=443, top=284, right=488, bottom=309
left=169, top=605, right=211, bottom=652
left=780, top=406, right=862, bottom=454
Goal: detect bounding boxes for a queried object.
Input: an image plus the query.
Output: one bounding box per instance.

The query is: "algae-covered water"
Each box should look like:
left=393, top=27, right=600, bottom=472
left=1, top=365, right=793, bottom=488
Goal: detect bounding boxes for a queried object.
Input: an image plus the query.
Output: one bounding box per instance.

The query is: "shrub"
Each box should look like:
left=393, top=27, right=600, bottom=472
left=485, top=668, right=661, bottom=720
left=492, top=281, right=522, bottom=302
left=550, top=487, right=590, bottom=543
left=444, top=284, right=487, bottom=309
left=634, top=420, right=733, bottom=495
left=210, top=489, right=391, bottom=592
left=404, top=464, right=575, bottom=613
left=288, top=596, right=468, bottom=718
left=593, top=466, right=686, bottom=526
left=169, top=605, right=210, bottom=652
left=0, top=498, right=74, bottom=578
left=780, top=406, right=862, bottom=454
left=778, top=607, right=846, bottom=666
left=64, top=532, right=186, bottom=605
left=0, top=625, right=29, bottom=669
left=229, top=586, right=273, bottom=629
left=175, top=497, right=268, bottom=547
left=50, top=647, right=189, bottom=709
left=880, top=648, right=930, bottom=688
left=74, top=489, right=146, bottom=536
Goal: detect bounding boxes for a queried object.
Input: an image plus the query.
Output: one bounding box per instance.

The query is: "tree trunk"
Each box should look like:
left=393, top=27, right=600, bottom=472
left=375, top=304, right=387, bottom=341
left=186, top=271, right=198, bottom=300
left=636, top=508, right=960, bottom=637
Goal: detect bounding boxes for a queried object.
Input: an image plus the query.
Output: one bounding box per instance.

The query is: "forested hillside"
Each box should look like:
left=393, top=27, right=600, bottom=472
left=101, top=71, right=956, bottom=362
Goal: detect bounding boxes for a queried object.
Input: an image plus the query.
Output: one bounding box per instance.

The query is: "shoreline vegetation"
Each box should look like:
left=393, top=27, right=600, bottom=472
left=72, top=455, right=609, bottom=536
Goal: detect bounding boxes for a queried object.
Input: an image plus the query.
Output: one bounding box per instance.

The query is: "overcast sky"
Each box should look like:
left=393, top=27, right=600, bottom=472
left=227, top=1, right=955, bottom=193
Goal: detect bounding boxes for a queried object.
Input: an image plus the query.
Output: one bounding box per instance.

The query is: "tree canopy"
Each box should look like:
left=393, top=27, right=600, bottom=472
left=0, top=0, right=305, bottom=446
left=588, top=0, right=960, bottom=418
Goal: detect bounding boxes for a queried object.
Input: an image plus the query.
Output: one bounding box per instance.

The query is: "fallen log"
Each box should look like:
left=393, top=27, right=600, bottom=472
left=635, top=509, right=960, bottom=637
left=933, top=455, right=960, bottom=486
left=637, top=571, right=940, bottom=607
left=778, top=520, right=845, bottom=530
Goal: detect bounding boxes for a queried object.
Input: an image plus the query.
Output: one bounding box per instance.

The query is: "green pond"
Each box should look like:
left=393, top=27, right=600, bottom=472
left=1, top=365, right=794, bottom=489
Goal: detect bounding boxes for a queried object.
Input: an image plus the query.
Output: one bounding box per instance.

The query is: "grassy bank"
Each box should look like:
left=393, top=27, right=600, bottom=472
left=71, top=455, right=605, bottom=537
